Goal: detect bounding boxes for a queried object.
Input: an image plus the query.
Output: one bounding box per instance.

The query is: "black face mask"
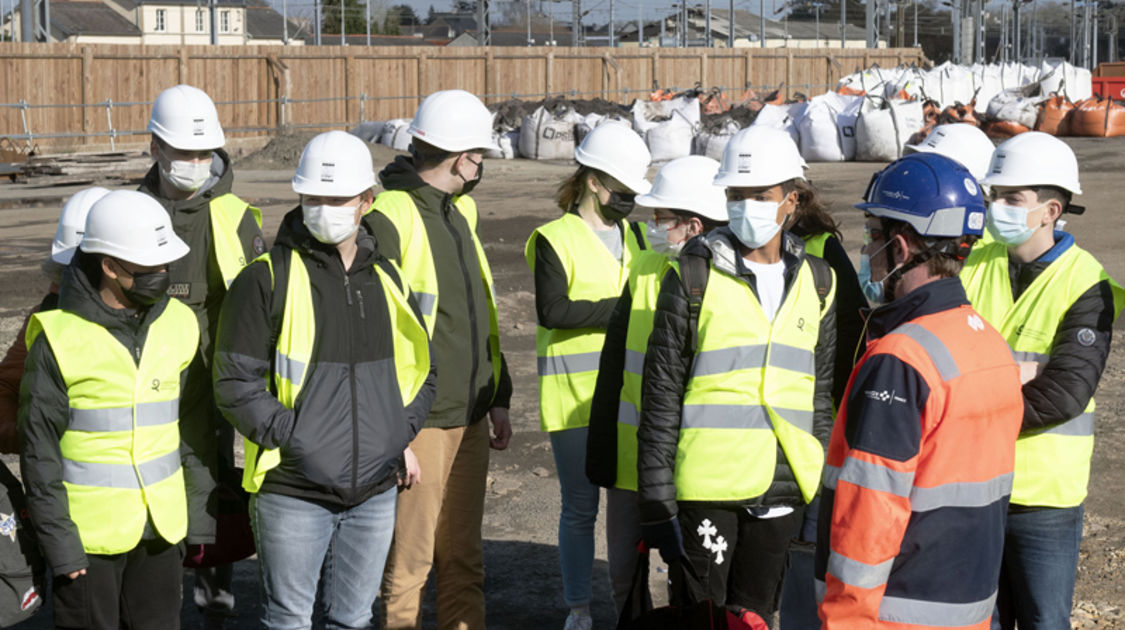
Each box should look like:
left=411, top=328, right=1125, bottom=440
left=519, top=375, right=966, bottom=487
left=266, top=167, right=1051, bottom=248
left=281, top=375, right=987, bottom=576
left=600, top=191, right=636, bottom=222
left=458, top=158, right=484, bottom=196
left=116, top=263, right=171, bottom=306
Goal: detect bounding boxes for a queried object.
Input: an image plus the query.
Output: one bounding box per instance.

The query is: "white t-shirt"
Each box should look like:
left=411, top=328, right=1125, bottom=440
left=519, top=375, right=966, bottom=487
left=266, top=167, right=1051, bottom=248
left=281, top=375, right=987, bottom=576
left=594, top=226, right=623, bottom=261
left=743, top=258, right=787, bottom=323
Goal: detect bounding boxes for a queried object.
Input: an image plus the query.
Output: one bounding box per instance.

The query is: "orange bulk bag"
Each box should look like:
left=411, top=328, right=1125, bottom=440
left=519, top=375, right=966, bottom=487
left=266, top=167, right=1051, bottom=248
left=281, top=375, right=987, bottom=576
left=1036, top=95, right=1075, bottom=136
left=1070, top=97, right=1125, bottom=137
left=983, top=120, right=1030, bottom=139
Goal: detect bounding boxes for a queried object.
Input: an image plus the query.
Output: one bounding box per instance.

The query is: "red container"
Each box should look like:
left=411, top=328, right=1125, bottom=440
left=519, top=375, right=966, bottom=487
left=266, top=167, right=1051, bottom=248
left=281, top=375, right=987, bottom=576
left=1092, top=77, right=1125, bottom=100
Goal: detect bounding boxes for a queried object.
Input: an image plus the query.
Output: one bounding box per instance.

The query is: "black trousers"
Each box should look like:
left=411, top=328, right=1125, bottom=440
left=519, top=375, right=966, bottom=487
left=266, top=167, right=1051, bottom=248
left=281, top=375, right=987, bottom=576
left=52, top=538, right=184, bottom=630
left=671, top=506, right=800, bottom=619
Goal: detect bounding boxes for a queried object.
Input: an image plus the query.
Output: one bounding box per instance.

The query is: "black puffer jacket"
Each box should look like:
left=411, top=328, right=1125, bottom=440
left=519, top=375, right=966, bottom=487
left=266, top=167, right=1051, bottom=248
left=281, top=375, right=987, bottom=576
left=213, top=209, right=436, bottom=507
left=636, top=229, right=837, bottom=525
left=1006, top=233, right=1117, bottom=434
left=19, top=252, right=202, bottom=575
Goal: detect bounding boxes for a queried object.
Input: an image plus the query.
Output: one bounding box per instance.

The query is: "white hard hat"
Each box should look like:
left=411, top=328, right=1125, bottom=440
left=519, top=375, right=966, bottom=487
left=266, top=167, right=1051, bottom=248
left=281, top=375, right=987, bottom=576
left=52, top=187, right=111, bottom=264
left=714, top=126, right=807, bottom=188
left=981, top=131, right=1082, bottom=195
left=292, top=131, right=377, bottom=198
left=904, top=124, right=995, bottom=181
left=147, top=85, right=226, bottom=151
left=636, top=156, right=727, bottom=221
left=574, top=121, right=652, bottom=194
left=80, top=191, right=189, bottom=267
left=407, top=90, right=496, bottom=153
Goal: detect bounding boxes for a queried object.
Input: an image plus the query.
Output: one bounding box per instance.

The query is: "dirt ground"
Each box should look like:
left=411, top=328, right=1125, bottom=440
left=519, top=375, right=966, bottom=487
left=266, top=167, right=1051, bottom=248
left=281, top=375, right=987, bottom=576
left=1, top=137, right=1123, bottom=629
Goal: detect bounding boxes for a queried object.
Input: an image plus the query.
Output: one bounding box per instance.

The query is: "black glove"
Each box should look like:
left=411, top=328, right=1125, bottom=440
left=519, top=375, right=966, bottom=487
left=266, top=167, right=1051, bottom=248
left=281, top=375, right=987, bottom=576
left=641, top=517, right=684, bottom=564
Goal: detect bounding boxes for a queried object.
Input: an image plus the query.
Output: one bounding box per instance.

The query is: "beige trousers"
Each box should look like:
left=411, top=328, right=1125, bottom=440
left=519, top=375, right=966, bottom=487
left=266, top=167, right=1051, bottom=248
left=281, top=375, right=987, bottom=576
left=381, top=420, right=490, bottom=630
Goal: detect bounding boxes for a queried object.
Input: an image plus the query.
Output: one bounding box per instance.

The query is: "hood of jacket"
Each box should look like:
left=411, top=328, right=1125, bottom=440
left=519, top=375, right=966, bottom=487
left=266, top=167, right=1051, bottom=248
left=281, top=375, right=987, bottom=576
left=139, top=148, right=235, bottom=216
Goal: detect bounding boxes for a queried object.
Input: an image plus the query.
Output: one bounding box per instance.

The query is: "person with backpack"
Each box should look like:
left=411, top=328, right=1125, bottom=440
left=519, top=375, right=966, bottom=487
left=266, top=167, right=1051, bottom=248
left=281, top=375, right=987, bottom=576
left=585, top=155, right=729, bottom=616
left=960, top=133, right=1124, bottom=629
left=0, top=187, right=109, bottom=455
left=525, top=122, right=653, bottom=630
left=816, top=153, right=1024, bottom=629
left=19, top=190, right=201, bottom=629
left=212, top=131, right=436, bottom=629
left=636, top=126, right=837, bottom=625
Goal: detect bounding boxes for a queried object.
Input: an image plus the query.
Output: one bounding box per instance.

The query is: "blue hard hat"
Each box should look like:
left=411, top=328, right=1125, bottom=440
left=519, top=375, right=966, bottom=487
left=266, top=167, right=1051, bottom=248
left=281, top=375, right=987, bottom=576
left=856, top=153, right=986, bottom=238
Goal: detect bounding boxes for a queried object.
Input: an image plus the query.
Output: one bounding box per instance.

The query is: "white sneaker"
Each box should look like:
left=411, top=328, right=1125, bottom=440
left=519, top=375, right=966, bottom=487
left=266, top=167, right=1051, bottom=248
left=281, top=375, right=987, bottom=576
left=563, top=607, right=593, bottom=630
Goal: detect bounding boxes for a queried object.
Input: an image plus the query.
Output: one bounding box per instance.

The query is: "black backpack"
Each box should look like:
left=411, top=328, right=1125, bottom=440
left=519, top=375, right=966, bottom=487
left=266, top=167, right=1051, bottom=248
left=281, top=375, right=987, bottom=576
left=0, top=460, right=44, bottom=626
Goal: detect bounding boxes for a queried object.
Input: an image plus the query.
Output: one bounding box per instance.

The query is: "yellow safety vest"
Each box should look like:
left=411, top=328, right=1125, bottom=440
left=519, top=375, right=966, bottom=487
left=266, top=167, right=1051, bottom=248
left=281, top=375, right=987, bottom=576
left=209, top=193, right=263, bottom=289
left=678, top=259, right=833, bottom=503
left=961, top=240, right=1125, bottom=507
left=525, top=213, right=647, bottom=432
left=365, top=191, right=502, bottom=395
left=802, top=232, right=830, bottom=259
left=241, top=250, right=431, bottom=493
left=26, top=301, right=198, bottom=555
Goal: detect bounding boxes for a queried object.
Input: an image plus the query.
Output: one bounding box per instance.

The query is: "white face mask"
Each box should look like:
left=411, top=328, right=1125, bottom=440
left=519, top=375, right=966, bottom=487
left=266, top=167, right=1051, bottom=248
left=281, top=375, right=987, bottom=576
left=160, top=156, right=212, bottom=192
left=303, top=202, right=360, bottom=245
left=726, top=199, right=781, bottom=249
left=646, top=220, right=685, bottom=257
left=987, top=201, right=1047, bottom=246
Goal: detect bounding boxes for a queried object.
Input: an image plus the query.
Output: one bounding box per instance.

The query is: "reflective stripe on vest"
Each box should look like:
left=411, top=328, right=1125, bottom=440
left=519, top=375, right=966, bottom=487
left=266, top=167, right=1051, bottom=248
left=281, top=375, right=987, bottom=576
left=676, top=259, right=833, bottom=503
left=616, top=251, right=673, bottom=490
left=525, top=213, right=647, bottom=432
left=961, top=241, right=1125, bottom=507
left=802, top=232, right=831, bottom=259
left=209, top=193, right=262, bottom=289
left=367, top=190, right=502, bottom=398
left=26, top=301, right=197, bottom=555
left=241, top=250, right=431, bottom=493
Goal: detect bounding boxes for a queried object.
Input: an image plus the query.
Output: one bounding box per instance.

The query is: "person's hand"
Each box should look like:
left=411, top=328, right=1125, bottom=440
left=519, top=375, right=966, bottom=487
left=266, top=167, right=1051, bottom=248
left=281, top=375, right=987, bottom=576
left=641, top=518, right=685, bottom=564
left=488, top=407, right=512, bottom=450
left=399, top=447, right=422, bottom=489
left=1018, top=360, right=1042, bottom=385
left=65, top=569, right=86, bottom=580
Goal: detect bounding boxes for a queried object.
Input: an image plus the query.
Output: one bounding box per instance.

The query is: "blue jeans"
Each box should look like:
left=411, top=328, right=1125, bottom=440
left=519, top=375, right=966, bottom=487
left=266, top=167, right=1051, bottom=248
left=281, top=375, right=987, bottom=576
left=993, top=504, right=1084, bottom=630
left=251, top=488, right=397, bottom=630
left=550, top=427, right=601, bottom=608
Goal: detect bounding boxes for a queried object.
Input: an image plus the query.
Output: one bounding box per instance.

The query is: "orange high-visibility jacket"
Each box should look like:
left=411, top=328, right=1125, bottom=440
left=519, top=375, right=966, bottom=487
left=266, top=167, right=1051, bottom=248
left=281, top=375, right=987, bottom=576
left=815, top=279, right=1023, bottom=629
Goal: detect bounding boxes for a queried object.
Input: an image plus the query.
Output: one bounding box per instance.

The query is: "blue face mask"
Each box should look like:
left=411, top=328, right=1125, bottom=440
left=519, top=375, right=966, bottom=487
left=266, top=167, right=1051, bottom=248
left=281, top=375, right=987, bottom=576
left=986, top=201, right=1047, bottom=246
left=858, top=231, right=898, bottom=305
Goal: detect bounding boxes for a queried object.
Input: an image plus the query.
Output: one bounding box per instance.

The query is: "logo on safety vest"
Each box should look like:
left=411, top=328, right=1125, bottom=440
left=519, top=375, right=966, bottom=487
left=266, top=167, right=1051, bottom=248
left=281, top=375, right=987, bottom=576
left=865, top=389, right=907, bottom=405
left=1077, top=328, right=1096, bottom=347
left=967, top=314, right=985, bottom=331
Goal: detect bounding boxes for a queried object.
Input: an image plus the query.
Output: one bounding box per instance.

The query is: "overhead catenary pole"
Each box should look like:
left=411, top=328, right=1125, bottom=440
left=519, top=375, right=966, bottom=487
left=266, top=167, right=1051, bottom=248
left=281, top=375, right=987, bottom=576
left=527, top=0, right=532, bottom=45
left=760, top=0, right=765, bottom=47
left=705, top=0, right=711, bottom=47
left=19, top=0, right=30, bottom=41
left=866, top=0, right=876, bottom=48
left=637, top=0, right=642, bottom=46
left=609, top=0, right=614, bottom=46
left=1093, top=1, right=1099, bottom=68
left=340, top=0, right=346, bottom=46
left=365, top=0, right=370, bottom=46
left=840, top=0, right=846, bottom=48
left=210, top=0, right=218, bottom=44
left=314, top=0, right=321, bottom=45
left=572, top=0, right=579, bottom=46
left=1069, top=0, right=1076, bottom=64
left=913, top=0, right=918, bottom=46
left=283, top=0, right=289, bottom=43
left=729, top=0, right=735, bottom=46
left=952, top=0, right=961, bottom=62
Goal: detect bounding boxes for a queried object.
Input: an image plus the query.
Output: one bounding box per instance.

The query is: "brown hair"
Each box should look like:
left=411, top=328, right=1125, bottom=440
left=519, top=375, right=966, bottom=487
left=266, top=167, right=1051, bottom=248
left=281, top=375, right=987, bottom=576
left=410, top=138, right=453, bottom=170
left=782, top=178, right=841, bottom=241
left=670, top=209, right=726, bottom=233
left=555, top=166, right=595, bottom=212
left=888, top=222, right=977, bottom=278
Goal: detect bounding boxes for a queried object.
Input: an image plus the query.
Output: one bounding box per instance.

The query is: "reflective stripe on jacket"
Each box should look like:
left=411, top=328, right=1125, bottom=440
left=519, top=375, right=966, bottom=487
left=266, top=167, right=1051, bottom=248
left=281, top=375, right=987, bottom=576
left=241, top=249, right=430, bottom=494
left=26, top=301, right=197, bottom=554
left=817, top=280, right=1023, bottom=629
left=961, top=240, right=1125, bottom=507
left=526, top=213, right=646, bottom=432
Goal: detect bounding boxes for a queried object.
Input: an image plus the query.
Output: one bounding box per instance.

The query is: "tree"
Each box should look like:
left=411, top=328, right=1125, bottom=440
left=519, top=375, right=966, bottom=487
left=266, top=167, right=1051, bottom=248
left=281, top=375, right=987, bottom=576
left=321, top=0, right=376, bottom=34
left=385, top=3, right=420, bottom=32
left=452, top=1, right=477, bottom=14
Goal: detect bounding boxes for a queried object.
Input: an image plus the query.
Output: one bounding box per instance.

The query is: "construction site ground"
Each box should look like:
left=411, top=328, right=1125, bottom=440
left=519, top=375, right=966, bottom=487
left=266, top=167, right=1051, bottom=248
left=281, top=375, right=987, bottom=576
left=1, top=138, right=1123, bottom=629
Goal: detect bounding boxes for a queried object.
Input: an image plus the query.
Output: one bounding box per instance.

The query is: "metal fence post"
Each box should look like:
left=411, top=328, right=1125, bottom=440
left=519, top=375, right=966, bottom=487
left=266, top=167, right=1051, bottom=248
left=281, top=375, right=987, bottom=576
left=104, top=99, right=116, bottom=151
left=18, top=99, right=32, bottom=149
left=359, top=93, right=367, bottom=124
left=280, top=95, right=288, bottom=131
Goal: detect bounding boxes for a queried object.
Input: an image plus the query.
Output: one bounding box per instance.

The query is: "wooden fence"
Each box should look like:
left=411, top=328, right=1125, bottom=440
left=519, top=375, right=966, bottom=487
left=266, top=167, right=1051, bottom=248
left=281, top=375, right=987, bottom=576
left=0, top=42, right=927, bottom=149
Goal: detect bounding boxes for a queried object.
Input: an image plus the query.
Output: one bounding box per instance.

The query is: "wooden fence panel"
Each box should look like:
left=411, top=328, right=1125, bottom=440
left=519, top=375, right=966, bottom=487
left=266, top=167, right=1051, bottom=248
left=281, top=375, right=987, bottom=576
left=0, top=42, right=926, bottom=149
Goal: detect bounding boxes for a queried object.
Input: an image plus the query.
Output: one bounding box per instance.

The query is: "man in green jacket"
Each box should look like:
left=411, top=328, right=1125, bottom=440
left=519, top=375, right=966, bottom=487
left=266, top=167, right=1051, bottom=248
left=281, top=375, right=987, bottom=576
left=140, top=84, right=265, bottom=627
left=368, top=89, right=513, bottom=630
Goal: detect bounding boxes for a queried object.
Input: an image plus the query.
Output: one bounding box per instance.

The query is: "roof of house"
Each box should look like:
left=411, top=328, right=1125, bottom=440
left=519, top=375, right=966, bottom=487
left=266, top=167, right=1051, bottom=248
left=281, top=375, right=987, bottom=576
left=310, top=33, right=437, bottom=46
left=705, top=8, right=867, bottom=41
left=134, top=0, right=245, bottom=5
left=50, top=1, right=140, bottom=37
left=245, top=0, right=302, bottom=40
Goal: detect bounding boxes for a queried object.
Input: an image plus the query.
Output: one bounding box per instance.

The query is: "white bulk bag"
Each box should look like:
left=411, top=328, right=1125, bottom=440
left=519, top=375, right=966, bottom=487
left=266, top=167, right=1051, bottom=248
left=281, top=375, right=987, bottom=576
left=349, top=121, right=386, bottom=143
left=751, top=103, right=803, bottom=147
left=519, top=106, right=582, bottom=161
left=693, top=120, right=741, bottom=161
left=1039, top=60, right=1093, bottom=101
left=646, top=118, right=695, bottom=163
left=380, top=118, right=413, bottom=151
left=796, top=93, right=862, bottom=162
left=856, top=99, right=925, bottom=162
left=986, top=89, right=1044, bottom=129
left=485, top=130, right=519, bottom=160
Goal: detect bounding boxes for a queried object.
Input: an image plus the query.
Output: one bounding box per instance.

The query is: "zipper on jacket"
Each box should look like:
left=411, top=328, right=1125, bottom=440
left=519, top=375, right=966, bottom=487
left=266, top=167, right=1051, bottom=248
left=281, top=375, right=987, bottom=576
left=340, top=260, right=359, bottom=494
left=442, top=197, right=483, bottom=424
